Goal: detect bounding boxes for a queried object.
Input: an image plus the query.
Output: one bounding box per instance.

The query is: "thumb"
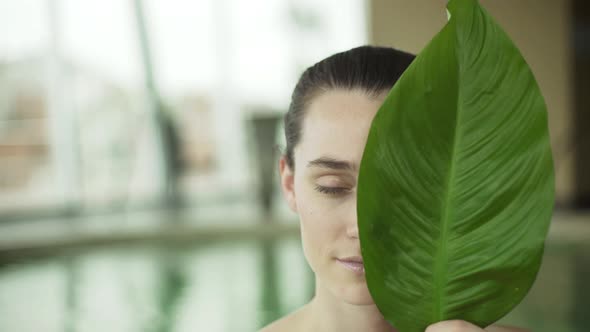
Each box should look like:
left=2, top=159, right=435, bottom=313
left=425, top=320, right=483, bottom=332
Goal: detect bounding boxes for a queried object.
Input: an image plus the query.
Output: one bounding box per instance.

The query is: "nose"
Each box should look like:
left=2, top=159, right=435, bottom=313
left=346, top=200, right=359, bottom=239
left=347, top=222, right=359, bottom=239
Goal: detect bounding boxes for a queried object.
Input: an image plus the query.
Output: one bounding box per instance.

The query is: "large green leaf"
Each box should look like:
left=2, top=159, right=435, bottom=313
left=357, top=0, right=554, bottom=331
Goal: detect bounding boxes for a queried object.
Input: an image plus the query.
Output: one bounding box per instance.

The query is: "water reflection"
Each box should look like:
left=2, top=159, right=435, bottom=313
left=572, top=247, right=590, bottom=331
left=154, top=250, right=187, bottom=332
left=0, top=233, right=587, bottom=332
left=63, top=256, right=79, bottom=332
left=258, top=238, right=281, bottom=328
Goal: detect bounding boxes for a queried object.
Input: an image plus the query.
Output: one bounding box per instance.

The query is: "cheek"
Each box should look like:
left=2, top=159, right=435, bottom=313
left=298, top=199, right=329, bottom=251
left=295, top=188, right=340, bottom=267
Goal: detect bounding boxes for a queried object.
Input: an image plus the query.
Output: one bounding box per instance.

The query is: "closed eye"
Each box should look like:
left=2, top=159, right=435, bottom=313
left=314, top=185, right=348, bottom=195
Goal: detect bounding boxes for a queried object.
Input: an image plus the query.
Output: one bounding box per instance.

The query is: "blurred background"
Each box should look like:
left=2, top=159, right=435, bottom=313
left=0, top=0, right=588, bottom=331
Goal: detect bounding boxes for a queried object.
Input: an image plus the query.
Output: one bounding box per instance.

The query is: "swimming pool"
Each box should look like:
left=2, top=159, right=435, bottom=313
left=0, top=214, right=588, bottom=332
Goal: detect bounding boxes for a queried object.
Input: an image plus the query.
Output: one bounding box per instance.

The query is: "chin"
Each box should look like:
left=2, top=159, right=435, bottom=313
left=334, top=280, right=375, bottom=305
left=344, top=291, right=375, bottom=305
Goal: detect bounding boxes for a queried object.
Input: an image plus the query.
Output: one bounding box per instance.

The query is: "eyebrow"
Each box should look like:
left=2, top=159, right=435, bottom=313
left=307, top=156, right=358, bottom=171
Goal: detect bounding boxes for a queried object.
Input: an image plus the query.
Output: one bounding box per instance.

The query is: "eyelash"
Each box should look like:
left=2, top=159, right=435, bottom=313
left=314, top=185, right=348, bottom=195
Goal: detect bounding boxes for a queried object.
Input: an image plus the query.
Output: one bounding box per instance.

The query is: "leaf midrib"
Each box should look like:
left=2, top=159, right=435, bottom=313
left=433, top=20, right=463, bottom=322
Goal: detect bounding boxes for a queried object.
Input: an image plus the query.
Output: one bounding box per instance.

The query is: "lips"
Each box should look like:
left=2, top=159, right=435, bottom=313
left=339, top=256, right=363, bottom=263
left=336, top=256, right=364, bottom=273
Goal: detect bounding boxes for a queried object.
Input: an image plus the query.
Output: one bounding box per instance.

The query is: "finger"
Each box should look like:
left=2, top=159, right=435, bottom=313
left=485, top=325, right=530, bottom=332
left=425, top=320, right=484, bottom=332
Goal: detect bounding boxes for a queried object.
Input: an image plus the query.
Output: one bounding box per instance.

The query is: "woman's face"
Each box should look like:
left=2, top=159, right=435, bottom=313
left=279, top=88, right=388, bottom=305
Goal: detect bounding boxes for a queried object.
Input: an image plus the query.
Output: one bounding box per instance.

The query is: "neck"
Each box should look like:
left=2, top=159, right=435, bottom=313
left=304, top=278, right=398, bottom=332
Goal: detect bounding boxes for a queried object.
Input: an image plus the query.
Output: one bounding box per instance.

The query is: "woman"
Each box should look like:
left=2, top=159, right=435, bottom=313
left=262, top=46, right=529, bottom=332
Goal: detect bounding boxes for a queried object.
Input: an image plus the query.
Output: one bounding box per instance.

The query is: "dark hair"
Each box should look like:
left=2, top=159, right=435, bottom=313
left=283, top=45, right=415, bottom=171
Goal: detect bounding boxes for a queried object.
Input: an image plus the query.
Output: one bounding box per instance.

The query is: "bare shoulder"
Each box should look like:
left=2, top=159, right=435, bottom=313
left=486, top=324, right=531, bottom=332
left=258, top=306, right=309, bottom=332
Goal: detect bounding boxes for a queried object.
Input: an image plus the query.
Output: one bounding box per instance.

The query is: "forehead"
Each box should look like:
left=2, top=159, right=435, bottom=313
left=296, top=89, right=386, bottom=171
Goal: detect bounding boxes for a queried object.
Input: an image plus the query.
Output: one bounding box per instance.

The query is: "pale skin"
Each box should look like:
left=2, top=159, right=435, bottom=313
left=260, top=89, right=530, bottom=332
